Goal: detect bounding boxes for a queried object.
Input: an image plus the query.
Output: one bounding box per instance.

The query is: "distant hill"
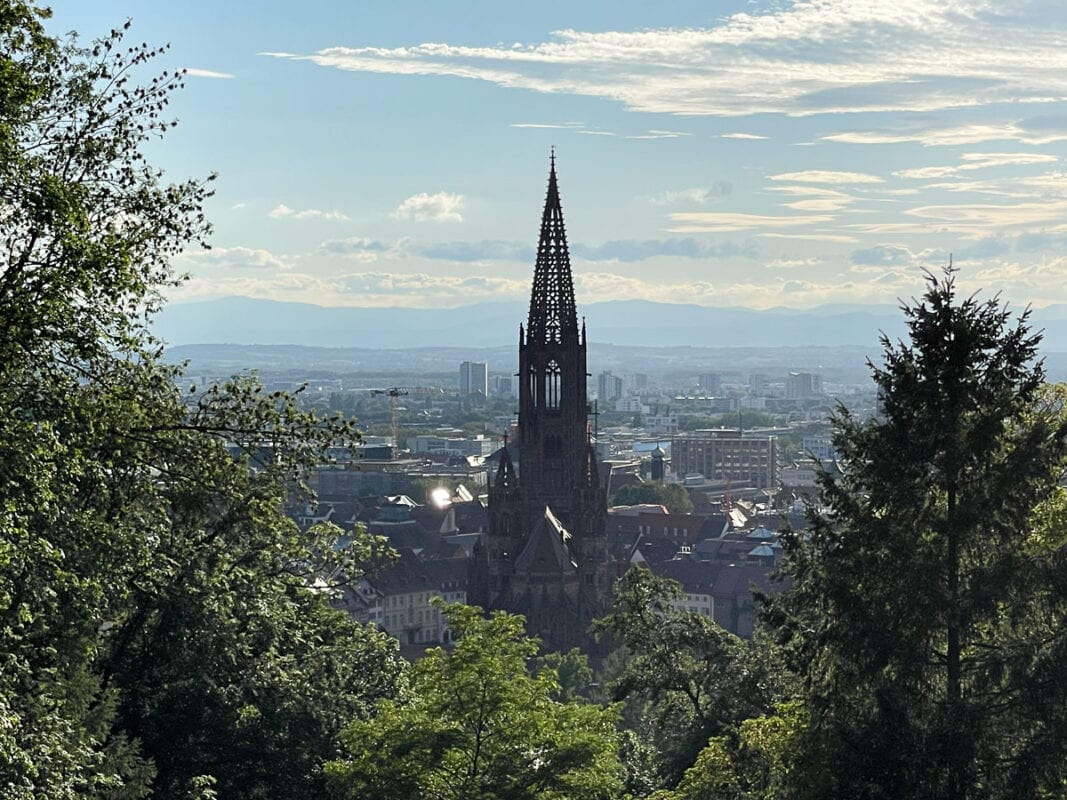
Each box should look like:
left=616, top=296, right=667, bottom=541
left=155, top=298, right=1067, bottom=379
left=155, top=296, right=920, bottom=350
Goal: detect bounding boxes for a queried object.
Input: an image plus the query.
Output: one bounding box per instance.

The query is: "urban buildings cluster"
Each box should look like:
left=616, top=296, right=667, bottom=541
left=262, top=158, right=885, bottom=657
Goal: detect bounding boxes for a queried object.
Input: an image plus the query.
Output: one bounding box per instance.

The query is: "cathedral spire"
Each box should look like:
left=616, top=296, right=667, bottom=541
left=527, top=151, right=578, bottom=345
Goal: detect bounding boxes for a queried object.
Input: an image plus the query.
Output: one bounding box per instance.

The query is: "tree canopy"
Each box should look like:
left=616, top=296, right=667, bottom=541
left=0, top=4, right=401, bottom=797
left=327, top=602, right=624, bottom=800
left=611, top=481, right=694, bottom=514
left=766, top=268, right=1067, bottom=799
left=594, top=567, right=782, bottom=791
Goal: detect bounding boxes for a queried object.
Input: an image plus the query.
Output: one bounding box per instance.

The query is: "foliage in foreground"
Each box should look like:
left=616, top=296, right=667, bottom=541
left=766, top=269, right=1067, bottom=799
left=594, top=567, right=783, bottom=792
left=0, top=4, right=401, bottom=797
left=327, top=602, right=624, bottom=800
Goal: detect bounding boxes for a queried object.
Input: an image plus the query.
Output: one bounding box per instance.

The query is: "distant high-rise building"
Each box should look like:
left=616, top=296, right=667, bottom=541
left=489, top=374, right=514, bottom=398
left=459, top=361, right=488, bottom=397
left=698, top=372, right=722, bottom=394
left=632, top=373, right=649, bottom=390
left=598, top=371, right=623, bottom=403
left=749, top=373, right=768, bottom=396
left=786, top=372, right=822, bottom=399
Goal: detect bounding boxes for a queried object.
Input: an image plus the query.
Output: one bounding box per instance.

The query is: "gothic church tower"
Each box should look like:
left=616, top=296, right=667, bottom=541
left=484, top=153, right=611, bottom=651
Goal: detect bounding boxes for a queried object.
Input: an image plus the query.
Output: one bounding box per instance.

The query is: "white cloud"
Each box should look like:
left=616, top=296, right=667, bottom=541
left=668, top=211, right=833, bottom=233
left=758, top=232, right=860, bottom=243
left=850, top=244, right=939, bottom=266
left=903, top=199, right=1067, bottom=233
left=766, top=257, right=822, bottom=268
left=722, top=132, right=768, bottom=140
left=843, top=197, right=1067, bottom=237
left=263, top=1, right=1067, bottom=118
left=338, top=271, right=526, bottom=298
left=626, top=129, right=691, bottom=139
left=823, top=122, right=1067, bottom=147
left=175, top=246, right=290, bottom=271
left=784, top=196, right=856, bottom=212
left=770, top=170, right=883, bottom=184
left=184, top=67, right=234, bottom=79
left=767, top=185, right=856, bottom=211
left=392, top=192, right=465, bottom=222
left=510, top=122, right=584, bottom=129
left=894, top=152, right=1059, bottom=180
left=269, top=204, right=350, bottom=221
left=648, top=183, right=733, bottom=205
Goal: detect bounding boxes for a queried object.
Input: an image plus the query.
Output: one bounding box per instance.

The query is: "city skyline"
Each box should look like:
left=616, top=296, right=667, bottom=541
left=56, top=1, right=1067, bottom=312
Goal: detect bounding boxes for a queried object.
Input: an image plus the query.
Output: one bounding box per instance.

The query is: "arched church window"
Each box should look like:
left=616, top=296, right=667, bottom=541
left=544, top=434, right=562, bottom=458
left=545, top=360, right=561, bottom=409
left=527, top=365, right=537, bottom=405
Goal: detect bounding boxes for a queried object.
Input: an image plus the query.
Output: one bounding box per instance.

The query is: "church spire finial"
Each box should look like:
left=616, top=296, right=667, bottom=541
left=527, top=151, right=578, bottom=345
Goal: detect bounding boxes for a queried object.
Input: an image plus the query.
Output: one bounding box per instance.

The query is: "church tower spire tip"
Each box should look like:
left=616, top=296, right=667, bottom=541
left=528, top=150, right=577, bottom=345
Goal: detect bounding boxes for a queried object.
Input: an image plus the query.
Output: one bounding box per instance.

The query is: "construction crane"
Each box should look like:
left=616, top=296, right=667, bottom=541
left=369, top=386, right=444, bottom=458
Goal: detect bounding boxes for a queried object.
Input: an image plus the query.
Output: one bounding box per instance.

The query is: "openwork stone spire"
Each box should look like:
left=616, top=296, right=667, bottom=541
left=527, top=150, right=578, bottom=345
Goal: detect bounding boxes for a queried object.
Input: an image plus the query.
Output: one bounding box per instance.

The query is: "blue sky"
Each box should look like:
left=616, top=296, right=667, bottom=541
left=51, top=0, right=1067, bottom=310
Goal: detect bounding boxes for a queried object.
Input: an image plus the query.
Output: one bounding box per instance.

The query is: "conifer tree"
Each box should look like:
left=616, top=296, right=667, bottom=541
left=766, top=268, right=1067, bottom=799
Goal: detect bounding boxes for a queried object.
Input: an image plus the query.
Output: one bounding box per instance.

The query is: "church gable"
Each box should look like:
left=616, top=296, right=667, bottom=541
left=514, top=507, right=578, bottom=577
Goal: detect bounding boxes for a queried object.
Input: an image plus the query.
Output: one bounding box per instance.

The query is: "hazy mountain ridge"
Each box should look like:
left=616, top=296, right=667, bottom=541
left=158, top=297, right=1067, bottom=384
left=156, top=296, right=913, bottom=349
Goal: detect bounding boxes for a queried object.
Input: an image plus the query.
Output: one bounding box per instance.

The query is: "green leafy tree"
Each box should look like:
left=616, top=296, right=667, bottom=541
left=650, top=701, right=807, bottom=800
left=0, top=5, right=402, bottom=797
left=612, top=481, right=694, bottom=514
left=327, top=602, right=624, bottom=800
left=593, top=568, right=780, bottom=791
left=534, top=647, right=594, bottom=702
left=766, top=268, right=1067, bottom=799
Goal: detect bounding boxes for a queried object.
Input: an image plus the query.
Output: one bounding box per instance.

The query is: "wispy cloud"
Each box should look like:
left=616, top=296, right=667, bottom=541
left=850, top=244, right=938, bottom=266
left=510, top=122, right=584, bottom=129
left=317, top=237, right=397, bottom=262
left=262, top=2, right=1067, bottom=117
left=337, top=272, right=526, bottom=298
left=316, top=236, right=756, bottom=264
left=766, top=185, right=856, bottom=211
left=269, top=204, right=350, bottom=221
left=176, top=246, right=289, bottom=271
left=894, top=152, right=1058, bottom=180
left=766, top=257, right=822, bottom=268
left=722, top=132, right=767, bottom=140
left=844, top=198, right=1067, bottom=237
left=770, top=170, right=883, bottom=184
left=668, top=211, right=833, bottom=233
left=823, top=119, right=1067, bottom=147
left=392, top=192, right=465, bottom=223
left=648, top=183, right=733, bottom=205
left=572, top=238, right=758, bottom=262
left=758, top=232, right=860, bottom=243
left=184, top=67, right=234, bottom=79
left=626, top=129, right=691, bottom=139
